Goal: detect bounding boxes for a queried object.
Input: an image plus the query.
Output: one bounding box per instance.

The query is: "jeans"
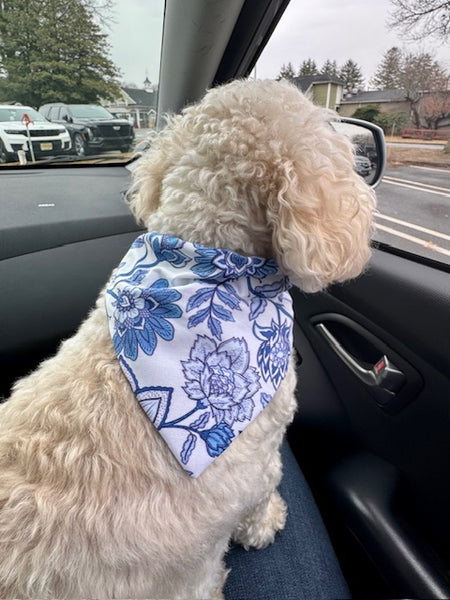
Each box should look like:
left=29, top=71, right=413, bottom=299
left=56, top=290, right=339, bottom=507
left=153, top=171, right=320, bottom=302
left=224, top=438, right=351, bottom=600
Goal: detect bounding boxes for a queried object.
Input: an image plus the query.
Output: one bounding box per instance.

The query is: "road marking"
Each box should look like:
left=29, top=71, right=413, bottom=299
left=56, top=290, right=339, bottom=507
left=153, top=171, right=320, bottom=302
left=383, top=175, right=449, bottom=194
left=410, top=165, right=450, bottom=174
left=376, top=213, right=450, bottom=242
left=376, top=224, right=450, bottom=257
left=382, top=178, right=450, bottom=198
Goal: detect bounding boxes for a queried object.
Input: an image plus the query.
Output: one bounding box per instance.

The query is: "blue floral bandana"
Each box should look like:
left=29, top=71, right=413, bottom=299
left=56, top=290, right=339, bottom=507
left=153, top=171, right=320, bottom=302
left=105, top=232, right=293, bottom=477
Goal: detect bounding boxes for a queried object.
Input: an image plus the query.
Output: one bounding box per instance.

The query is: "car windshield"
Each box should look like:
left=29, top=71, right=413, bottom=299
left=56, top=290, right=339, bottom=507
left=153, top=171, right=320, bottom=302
left=67, top=105, right=115, bottom=119
left=0, top=107, right=46, bottom=122
left=0, top=0, right=165, bottom=166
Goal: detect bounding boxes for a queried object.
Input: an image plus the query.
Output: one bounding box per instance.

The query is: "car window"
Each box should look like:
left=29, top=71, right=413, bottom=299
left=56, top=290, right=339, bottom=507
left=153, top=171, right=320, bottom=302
left=59, top=107, right=69, bottom=121
left=0, top=106, right=46, bottom=122
left=67, top=105, right=115, bottom=119
left=49, top=106, right=60, bottom=120
left=256, top=0, right=450, bottom=268
left=0, top=0, right=164, bottom=167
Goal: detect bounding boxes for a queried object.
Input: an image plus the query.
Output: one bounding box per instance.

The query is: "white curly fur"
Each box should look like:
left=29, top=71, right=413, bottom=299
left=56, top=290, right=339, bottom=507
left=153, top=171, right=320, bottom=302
left=0, top=79, right=375, bottom=599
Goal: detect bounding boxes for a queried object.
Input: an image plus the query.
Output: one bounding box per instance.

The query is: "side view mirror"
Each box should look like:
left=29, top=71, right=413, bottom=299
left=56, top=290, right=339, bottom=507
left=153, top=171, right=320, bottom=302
left=62, top=114, right=73, bottom=123
left=330, top=118, right=386, bottom=188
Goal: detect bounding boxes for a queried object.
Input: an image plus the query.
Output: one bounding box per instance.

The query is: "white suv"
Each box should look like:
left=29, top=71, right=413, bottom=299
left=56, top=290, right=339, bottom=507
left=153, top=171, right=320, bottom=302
left=0, top=105, right=71, bottom=163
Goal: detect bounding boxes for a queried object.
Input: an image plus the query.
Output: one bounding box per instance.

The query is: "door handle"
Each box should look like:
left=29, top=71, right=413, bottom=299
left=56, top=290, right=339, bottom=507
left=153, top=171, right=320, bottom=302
left=315, top=323, right=406, bottom=401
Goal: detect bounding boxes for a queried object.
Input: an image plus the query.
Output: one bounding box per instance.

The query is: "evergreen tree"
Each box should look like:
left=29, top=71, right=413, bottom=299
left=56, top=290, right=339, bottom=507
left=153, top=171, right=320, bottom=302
left=0, top=0, right=121, bottom=106
left=339, top=59, right=364, bottom=92
left=371, top=47, right=403, bottom=89
left=321, top=59, right=338, bottom=77
left=351, top=104, right=381, bottom=122
left=298, top=58, right=318, bottom=76
left=276, top=61, right=296, bottom=81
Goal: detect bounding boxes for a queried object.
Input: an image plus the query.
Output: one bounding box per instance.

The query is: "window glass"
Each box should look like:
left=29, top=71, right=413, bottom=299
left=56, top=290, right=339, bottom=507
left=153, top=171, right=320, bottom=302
left=256, top=0, right=450, bottom=267
left=0, top=107, right=46, bottom=122
left=0, top=0, right=164, bottom=166
left=67, top=105, right=115, bottom=120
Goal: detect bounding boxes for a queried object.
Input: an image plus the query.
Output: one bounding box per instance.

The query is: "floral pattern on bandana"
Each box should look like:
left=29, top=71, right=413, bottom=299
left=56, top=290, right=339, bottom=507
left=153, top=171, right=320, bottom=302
left=105, top=233, right=293, bottom=477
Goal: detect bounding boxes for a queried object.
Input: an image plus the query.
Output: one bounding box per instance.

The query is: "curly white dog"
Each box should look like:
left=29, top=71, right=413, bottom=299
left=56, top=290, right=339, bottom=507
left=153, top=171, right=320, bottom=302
left=0, top=79, right=375, bottom=599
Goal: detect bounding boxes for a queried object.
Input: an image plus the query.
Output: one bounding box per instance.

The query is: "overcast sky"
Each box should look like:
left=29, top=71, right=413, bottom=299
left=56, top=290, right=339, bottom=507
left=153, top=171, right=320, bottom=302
left=108, top=0, right=449, bottom=89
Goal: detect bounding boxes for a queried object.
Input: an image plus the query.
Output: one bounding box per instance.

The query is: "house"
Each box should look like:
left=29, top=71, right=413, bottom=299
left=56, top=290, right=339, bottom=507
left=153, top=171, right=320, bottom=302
left=338, top=89, right=409, bottom=119
left=291, top=75, right=344, bottom=109
left=107, top=84, right=157, bottom=129
left=339, top=88, right=450, bottom=130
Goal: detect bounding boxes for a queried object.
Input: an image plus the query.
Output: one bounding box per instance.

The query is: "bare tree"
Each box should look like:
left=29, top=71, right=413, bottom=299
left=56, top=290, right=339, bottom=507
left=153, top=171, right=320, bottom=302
left=400, top=51, right=449, bottom=126
left=420, top=92, right=450, bottom=128
left=388, top=0, right=450, bottom=42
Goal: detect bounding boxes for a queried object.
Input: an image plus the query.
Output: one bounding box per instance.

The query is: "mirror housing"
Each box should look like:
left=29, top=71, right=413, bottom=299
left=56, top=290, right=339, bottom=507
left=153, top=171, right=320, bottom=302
left=331, top=117, right=386, bottom=188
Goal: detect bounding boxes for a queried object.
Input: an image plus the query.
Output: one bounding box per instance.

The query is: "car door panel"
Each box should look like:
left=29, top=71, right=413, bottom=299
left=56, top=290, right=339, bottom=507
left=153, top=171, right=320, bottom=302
left=289, top=246, right=450, bottom=596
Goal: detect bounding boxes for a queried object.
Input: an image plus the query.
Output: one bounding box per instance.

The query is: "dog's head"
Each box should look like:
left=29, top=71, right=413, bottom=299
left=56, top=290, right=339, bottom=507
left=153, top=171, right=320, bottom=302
left=129, top=79, right=376, bottom=293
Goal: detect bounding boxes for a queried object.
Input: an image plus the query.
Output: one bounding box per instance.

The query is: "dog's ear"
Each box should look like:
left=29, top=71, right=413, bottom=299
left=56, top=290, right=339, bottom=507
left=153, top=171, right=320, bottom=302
left=266, top=136, right=376, bottom=293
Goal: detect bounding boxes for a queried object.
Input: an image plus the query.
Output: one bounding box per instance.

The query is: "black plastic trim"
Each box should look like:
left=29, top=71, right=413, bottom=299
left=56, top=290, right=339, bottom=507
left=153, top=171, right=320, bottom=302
left=213, top=0, right=291, bottom=83
left=327, top=453, right=450, bottom=599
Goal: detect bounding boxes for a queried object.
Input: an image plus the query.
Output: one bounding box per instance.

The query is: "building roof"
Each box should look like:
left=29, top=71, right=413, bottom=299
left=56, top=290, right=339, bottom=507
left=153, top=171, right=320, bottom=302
left=121, top=87, right=157, bottom=107
left=341, top=89, right=407, bottom=104
left=292, top=75, right=345, bottom=93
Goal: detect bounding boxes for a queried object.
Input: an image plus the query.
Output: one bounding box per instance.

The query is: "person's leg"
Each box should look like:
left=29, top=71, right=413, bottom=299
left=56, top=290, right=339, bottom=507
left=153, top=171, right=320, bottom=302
left=224, top=438, right=350, bottom=600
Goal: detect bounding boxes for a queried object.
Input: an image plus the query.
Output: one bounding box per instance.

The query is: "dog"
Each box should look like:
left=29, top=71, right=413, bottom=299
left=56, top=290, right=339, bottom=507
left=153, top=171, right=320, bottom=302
left=0, top=79, right=375, bottom=599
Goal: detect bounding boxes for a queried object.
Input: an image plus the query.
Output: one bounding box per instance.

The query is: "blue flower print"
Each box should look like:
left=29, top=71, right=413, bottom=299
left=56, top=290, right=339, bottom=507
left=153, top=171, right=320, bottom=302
left=182, top=335, right=260, bottom=426
left=200, top=423, right=235, bottom=457
left=149, top=233, right=190, bottom=267
left=260, top=392, right=271, bottom=408
left=256, top=320, right=291, bottom=388
left=111, top=279, right=182, bottom=360
left=114, top=286, right=145, bottom=323
left=131, top=237, right=145, bottom=249
left=192, top=247, right=278, bottom=281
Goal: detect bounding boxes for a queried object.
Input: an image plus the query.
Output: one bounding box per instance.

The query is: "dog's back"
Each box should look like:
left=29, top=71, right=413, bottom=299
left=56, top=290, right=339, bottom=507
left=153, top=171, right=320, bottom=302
left=0, top=293, right=297, bottom=598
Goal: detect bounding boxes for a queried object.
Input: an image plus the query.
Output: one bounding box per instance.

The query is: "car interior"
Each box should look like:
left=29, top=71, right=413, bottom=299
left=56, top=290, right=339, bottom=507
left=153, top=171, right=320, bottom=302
left=1, top=0, right=449, bottom=598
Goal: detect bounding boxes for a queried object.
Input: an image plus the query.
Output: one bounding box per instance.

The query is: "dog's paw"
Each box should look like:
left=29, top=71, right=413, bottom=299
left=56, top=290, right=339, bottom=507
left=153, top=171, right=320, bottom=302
left=233, top=490, right=287, bottom=550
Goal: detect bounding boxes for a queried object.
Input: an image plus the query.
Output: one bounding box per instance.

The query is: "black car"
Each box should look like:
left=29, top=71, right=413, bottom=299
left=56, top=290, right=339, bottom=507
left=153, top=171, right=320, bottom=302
left=39, top=103, right=135, bottom=157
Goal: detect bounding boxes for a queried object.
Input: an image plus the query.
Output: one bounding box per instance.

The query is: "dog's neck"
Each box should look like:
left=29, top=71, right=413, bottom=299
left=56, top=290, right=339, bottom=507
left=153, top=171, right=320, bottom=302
left=146, top=201, right=273, bottom=259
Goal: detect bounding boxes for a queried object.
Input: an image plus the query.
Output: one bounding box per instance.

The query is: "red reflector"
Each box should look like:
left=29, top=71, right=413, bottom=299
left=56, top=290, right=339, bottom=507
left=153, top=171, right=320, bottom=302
left=375, top=358, right=386, bottom=373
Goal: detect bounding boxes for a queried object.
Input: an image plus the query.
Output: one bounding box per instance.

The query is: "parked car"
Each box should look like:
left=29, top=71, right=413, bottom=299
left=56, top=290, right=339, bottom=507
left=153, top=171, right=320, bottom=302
left=355, top=153, right=371, bottom=177
left=0, top=105, right=71, bottom=163
left=39, top=103, right=135, bottom=157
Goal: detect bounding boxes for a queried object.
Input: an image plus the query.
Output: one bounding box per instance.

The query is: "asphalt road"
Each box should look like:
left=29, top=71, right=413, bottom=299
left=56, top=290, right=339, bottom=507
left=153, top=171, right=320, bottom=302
left=374, top=165, right=450, bottom=265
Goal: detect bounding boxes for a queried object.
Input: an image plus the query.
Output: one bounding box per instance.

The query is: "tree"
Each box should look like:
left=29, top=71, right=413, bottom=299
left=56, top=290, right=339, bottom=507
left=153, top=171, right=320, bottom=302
left=418, top=92, right=450, bottom=128
left=298, top=58, right=318, bottom=76
left=321, top=59, right=338, bottom=77
left=400, top=51, right=448, bottom=127
left=374, top=112, right=408, bottom=135
left=339, top=59, right=364, bottom=92
left=351, top=104, right=381, bottom=122
left=276, top=62, right=296, bottom=81
left=369, top=48, right=449, bottom=128
left=0, top=0, right=121, bottom=107
left=388, top=0, right=450, bottom=42
left=371, top=47, right=403, bottom=89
